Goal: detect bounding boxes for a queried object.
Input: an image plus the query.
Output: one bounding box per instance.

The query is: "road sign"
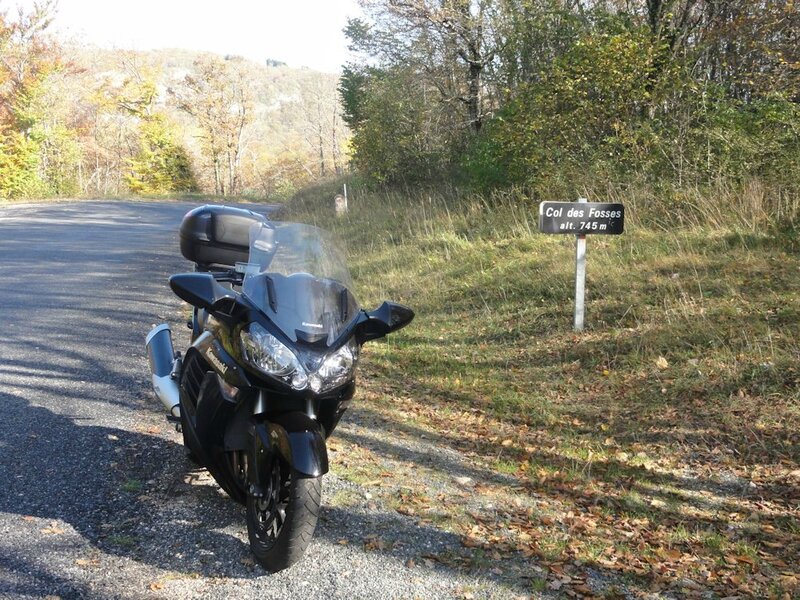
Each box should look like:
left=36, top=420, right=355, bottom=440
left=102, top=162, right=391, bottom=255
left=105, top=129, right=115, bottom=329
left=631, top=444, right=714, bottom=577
left=537, top=199, right=625, bottom=331
left=538, top=201, right=624, bottom=235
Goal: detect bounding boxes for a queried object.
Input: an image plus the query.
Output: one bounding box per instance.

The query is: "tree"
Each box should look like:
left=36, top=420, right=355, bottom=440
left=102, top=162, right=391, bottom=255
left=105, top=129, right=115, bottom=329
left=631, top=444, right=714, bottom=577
left=299, top=75, right=348, bottom=178
left=349, top=67, right=453, bottom=184
left=171, top=56, right=253, bottom=195
left=125, top=114, right=197, bottom=194
left=0, top=0, right=62, bottom=198
left=353, top=0, right=501, bottom=134
left=108, top=56, right=197, bottom=195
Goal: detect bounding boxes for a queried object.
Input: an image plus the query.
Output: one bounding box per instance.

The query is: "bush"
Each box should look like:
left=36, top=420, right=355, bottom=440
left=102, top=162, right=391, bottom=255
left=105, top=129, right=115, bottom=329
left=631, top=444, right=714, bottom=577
left=125, top=115, right=197, bottom=195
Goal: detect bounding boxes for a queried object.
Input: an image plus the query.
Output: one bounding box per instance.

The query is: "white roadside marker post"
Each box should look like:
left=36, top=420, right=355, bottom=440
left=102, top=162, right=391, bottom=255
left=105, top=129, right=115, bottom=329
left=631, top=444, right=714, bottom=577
left=574, top=197, right=587, bottom=332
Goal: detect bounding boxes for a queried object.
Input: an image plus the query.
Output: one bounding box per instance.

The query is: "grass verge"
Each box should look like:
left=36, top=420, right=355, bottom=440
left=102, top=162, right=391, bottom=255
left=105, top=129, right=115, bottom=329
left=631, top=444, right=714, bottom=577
left=286, top=182, right=799, bottom=597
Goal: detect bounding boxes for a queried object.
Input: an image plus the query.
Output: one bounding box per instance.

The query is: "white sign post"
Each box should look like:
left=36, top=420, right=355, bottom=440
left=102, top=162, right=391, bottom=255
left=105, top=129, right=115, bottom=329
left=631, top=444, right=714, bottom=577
left=537, top=197, right=625, bottom=332
left=574, top=197, right=587, bottom=332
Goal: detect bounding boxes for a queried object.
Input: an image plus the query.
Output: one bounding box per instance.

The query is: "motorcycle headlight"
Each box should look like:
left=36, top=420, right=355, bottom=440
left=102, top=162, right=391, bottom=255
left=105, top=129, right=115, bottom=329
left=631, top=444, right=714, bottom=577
left=240, top=323, right=359, bottom=393
left=240, top=323, right=308, bottom=389
left=309, top=339, right=359, bottom=394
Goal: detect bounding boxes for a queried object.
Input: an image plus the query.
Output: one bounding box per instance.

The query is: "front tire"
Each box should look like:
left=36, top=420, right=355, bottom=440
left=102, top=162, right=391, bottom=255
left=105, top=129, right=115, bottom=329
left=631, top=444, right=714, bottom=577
left=246, top=456, right=321, bottom=572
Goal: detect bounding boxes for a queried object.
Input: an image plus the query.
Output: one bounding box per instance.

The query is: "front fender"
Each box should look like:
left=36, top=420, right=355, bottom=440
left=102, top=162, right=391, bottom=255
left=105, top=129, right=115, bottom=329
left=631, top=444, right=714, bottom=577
left=253, top=412, right=328, bottom=478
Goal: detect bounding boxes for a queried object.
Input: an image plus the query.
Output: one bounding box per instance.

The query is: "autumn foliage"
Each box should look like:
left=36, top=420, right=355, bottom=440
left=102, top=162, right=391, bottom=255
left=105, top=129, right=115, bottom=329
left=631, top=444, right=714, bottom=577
left=0, top=4, right=348, bottom=200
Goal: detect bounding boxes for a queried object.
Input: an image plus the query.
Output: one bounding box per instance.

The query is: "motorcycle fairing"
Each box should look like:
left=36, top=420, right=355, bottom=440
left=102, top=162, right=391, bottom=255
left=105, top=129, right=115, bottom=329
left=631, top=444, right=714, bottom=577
left=252, top=413, right=329, bottom=480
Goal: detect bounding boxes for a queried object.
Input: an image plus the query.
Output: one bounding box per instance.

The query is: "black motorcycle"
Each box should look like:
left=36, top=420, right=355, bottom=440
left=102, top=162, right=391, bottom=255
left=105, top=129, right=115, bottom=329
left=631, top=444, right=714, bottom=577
left=145, top=205, right=413, bottom=571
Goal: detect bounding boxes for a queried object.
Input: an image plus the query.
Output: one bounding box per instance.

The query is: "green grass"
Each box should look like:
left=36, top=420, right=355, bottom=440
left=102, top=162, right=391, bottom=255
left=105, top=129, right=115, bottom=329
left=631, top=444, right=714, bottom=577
left=287, top=183, right=800, bottom=455
left=106, top=534, right=137, bottom=548
left=121, top=478, right=142, bottom=493
left=284, top=181, right=800, bottom=597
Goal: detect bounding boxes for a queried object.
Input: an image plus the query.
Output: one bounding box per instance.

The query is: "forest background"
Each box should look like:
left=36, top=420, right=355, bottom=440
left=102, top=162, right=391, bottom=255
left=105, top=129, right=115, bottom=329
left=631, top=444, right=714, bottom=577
left=2, top=0, right=797, bottom=222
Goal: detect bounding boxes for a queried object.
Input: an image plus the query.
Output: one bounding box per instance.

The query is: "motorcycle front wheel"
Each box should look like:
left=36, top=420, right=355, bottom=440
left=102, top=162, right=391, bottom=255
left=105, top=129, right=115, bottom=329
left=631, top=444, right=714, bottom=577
left=246, top=454, right=321, bottom=572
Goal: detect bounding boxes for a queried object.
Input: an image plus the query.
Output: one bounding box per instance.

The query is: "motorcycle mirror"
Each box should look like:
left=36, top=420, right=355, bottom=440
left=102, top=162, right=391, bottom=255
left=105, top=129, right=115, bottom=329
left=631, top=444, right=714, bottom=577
left=169, top=273, right=235, bottom=311
left=357, top=301, right=415, bottom=342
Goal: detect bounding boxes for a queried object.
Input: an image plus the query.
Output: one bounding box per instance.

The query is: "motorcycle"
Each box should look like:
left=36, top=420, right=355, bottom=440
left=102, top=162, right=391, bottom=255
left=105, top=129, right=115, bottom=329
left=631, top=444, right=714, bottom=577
left=145, top=205, right=413, bottom=571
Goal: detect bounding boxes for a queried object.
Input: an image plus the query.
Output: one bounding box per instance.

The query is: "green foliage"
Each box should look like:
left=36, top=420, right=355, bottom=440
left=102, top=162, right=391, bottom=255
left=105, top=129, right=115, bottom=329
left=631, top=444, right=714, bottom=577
left=37, top=123, right=81, bottom=196
left=467, top=27, right=674, bottom=192
left=125, top=115, right=197, bottom=195
left=346, top=1, right=800, bottom=206
left=349, top=69, right=451, bottom=185
left=465, top=24, right=800, bottom=198
left=338, top=64, right=373, bottom=130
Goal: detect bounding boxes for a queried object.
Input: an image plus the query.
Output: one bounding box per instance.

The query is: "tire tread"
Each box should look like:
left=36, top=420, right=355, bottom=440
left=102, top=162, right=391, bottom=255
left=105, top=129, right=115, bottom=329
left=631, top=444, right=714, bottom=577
left=247, top=472, right=321, bottom=572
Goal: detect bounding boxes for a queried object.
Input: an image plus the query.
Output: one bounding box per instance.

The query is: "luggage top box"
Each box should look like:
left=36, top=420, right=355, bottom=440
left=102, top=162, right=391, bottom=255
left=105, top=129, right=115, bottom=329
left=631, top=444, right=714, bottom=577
left=179, top=205, right=269, bottom=269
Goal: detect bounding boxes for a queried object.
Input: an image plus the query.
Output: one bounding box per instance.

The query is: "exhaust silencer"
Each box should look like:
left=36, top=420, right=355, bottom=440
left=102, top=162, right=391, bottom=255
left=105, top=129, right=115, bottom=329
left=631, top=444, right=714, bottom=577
left=145, top=324, right=181, bottom=418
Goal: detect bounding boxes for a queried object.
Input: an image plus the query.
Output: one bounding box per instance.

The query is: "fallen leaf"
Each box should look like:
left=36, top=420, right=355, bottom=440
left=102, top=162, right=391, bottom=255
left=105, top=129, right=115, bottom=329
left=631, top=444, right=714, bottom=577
left=41, top=526, right=65, bottom=535
left=461, top=536, right=482, bottom=548
left=75, top=558, right=99, bottom=567
left=655, top=356, right=669, bottom=370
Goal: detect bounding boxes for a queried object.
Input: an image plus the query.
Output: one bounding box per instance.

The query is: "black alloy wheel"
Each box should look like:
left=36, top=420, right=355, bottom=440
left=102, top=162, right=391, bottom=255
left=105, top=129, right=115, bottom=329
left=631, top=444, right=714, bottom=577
left=246, top=454, right=321, bottom=572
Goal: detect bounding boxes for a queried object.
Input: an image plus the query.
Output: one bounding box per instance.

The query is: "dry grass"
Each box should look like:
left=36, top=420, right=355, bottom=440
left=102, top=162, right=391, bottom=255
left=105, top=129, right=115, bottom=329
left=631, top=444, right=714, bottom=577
left=287, top=180, right=800, bottom=597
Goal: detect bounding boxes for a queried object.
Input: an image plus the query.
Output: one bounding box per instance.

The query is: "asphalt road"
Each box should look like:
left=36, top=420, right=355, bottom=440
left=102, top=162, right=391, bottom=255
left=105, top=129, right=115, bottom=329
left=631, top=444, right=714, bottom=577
left=0, top=202, right=524, bottom=600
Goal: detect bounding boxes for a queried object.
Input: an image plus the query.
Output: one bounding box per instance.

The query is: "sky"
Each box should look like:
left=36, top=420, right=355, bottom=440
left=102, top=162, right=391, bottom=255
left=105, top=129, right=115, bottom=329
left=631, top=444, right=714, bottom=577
left=13, top=0, right=363, bottom=73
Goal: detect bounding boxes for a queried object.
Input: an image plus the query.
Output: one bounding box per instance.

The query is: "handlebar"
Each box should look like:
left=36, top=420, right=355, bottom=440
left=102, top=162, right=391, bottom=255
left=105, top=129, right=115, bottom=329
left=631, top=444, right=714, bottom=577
left=194, top=265, right=244, bottom=286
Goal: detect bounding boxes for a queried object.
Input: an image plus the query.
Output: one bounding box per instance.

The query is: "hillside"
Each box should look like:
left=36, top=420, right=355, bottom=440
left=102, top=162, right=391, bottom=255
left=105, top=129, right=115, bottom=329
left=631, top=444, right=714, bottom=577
left=67, top=47, right=349, bottom=196
left=0, top=8, right=349, bottom=201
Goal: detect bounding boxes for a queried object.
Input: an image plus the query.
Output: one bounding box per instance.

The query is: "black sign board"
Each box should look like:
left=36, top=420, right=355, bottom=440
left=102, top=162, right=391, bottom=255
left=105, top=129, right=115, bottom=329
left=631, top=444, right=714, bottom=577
left=539, top=201, right=624, bottom=235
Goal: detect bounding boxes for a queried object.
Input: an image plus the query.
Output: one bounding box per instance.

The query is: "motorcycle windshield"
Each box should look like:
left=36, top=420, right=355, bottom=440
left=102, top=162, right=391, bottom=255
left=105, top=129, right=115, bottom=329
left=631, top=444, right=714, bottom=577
left=241, top=222, right=360, bottom=347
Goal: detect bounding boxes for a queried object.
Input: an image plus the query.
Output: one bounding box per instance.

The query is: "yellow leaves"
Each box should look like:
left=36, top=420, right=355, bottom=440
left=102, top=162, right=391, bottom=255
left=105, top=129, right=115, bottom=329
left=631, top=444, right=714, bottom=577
left=655, top=356, right=669, bottom=370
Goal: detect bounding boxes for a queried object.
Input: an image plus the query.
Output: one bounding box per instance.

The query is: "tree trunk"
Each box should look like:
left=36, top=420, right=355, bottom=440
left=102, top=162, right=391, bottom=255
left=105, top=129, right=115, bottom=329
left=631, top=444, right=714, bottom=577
left=318, top=127, right=326, bottom=177
left=467, top=59, right=482, bottom=133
